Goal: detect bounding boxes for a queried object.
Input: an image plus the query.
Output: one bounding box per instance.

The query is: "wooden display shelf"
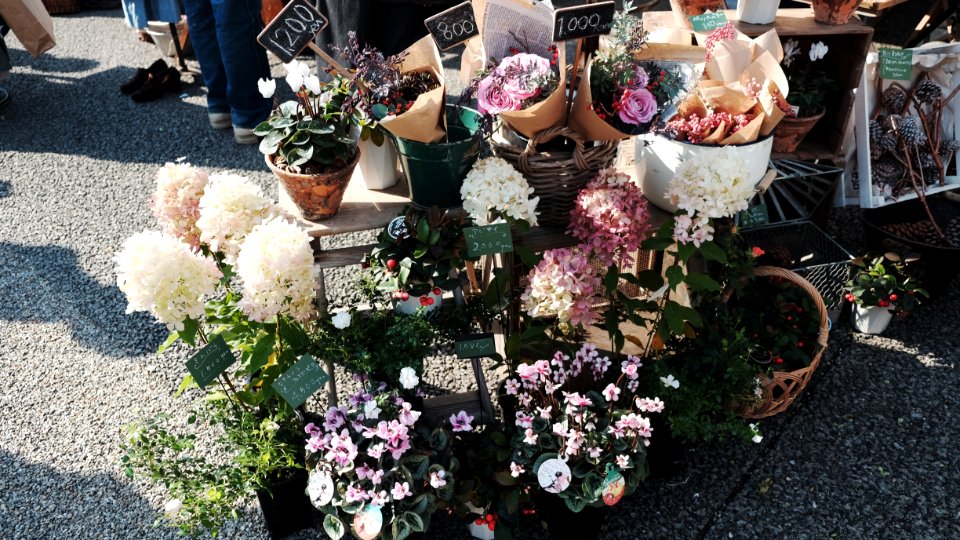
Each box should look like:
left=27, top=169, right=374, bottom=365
left=791, top=0, right=910, bottom=17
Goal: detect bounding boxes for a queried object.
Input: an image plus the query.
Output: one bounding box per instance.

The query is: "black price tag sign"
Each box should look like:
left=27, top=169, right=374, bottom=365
left=464, top=223, right=513, bottom=257
left=185, top=335, right=237, bottom=388
left=739, top=204, right=769, bottom=228
left=257, top=0, right=329, bottom=64
left=425, top=1, right=479, bottom=51
left=552, top=1, right=616, bottom=42
left=455, top=333, right=497, bottom=359
left=272, top=354, right=329, bottom=408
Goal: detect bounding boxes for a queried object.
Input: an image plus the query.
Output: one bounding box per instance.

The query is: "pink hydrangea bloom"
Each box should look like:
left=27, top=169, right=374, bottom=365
left=568, top=169, right=650, bottom=267
left=150, top=162, right=208, bottom=249
left=521, top=248, right=601, bottom=331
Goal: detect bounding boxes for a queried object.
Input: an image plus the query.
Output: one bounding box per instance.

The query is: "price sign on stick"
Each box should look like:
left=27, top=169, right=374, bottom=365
left=272, top=354, right=329, bottom=408
left=464, top=223, right=513, bottom=257
left=185, top=335, right=237, bottom=388
left=425, top=1, right=479, bottom=51
left=553, top=1, right=616, bottom=42
left=879, top=48, right=913, bottom=81
left=257, top=0, right=350, bottom=77
left=455, top=333, right=498, bottom=359
left=689, top=11, right=727, bottom=33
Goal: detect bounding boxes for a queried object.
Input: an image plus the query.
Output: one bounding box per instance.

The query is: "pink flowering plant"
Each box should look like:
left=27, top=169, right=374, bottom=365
left=466, top=46, right=560, bottom=117
left=568, top=169, right=650, bottom=267
left=520, top=247, right=602, bottom=335
left=304, top=387, right=461, bottom=540
left=496, top=343, right=665, bottom=512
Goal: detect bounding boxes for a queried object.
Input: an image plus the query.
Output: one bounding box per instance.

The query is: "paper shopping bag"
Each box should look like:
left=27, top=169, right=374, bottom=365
left=0, top=0, right=56, bottom=58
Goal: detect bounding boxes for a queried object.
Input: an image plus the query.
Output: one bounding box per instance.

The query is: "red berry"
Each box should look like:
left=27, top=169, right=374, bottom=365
left=485, top=514, right=495, bottom=523
left=488, top=524, right=495, bottom=531
left=797, top=341, right=804, bottom=348
left=889, top=294, right=898, bottom=301
left=426, top=297, right=435, bottom=306
left=786, top=316, right=792, bottom=321
left=401, top=292, right=410, bottom=301
left=475, top=519, right=484, bottom=525
left=774, top=357, right=784, bottom=365
left=420, top=297, right=429, bottom=306
left=797, top=308, right=803, bottom=313
left=386, top=259, right=397, bottom=270
left=433, top=287, right=442, bottom=296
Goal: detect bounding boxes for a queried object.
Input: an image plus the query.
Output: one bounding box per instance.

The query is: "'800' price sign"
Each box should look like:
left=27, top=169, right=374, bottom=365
left=425, top=1, right=479, bottom=51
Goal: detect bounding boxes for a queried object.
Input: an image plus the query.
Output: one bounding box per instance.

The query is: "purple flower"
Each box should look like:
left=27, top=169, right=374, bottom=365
left=476, top=75, right=522, bottom=115
left=449, top=410, right=475, bottom=432
left=618, top=87, right=658, bottom=126
left=630, top=67, right=650, bottom=90
left=497, top=53, right=550, bottom=100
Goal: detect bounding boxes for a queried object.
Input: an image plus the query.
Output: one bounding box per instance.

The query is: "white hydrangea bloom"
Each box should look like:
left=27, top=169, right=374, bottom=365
left=460, top=157, right=539, bottom=226
left=150, top=162, right=208, bottom=249
left=196, top=174, right=278, bottom=263
left=666, top=148, right=755, bottom=219
left=114, top=230, right=222, bottom=331
left=236, top=218, right=317, bottom=322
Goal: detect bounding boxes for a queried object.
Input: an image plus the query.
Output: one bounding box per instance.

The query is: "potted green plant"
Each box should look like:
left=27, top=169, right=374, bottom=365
left=364, top=206, right=472, bottom=314
left=255, top=61, right=359, bottom=220
left=773, top=39, right=835, bottom=153
left=844, top=253, right=927, bottom=334
left=811, top=0, right=860, bottom=25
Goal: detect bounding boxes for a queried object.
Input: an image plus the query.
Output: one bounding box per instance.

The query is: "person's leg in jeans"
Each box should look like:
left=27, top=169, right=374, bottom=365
left=210, top=0, right=271, bottom=130
left=182, top=0, right=230, bottom=128
left=0, top=18, right=11, bottom=108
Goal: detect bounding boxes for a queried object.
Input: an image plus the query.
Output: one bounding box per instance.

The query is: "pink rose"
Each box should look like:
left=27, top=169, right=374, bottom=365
left=618, top=87, right=658, bottom=126
left=497, top=53, right=550, bottom=101
left=477, top=74, right=522, bottom=115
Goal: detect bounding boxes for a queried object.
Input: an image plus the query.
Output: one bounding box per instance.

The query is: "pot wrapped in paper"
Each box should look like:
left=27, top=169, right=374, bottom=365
left=378, top=35, right=447, bottom=144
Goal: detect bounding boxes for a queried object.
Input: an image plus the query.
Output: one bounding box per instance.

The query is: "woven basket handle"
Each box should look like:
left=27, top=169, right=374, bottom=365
left=754, top=266, right=830, bottom=350
left=517, top=126, right=589, bottom=174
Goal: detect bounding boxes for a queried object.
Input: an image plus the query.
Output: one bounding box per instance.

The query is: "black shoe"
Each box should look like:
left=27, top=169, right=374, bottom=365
left=0, top=87, right=9, bottom=109
left=130, top=66, right=182, bottom=103
left=121, top=59, right=167, bottom=95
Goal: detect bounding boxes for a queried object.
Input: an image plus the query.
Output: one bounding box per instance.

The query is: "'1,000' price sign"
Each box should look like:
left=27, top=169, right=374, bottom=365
left=553, top=1, right=616, bottom=42
left=257, top=0, right=329, bottom=64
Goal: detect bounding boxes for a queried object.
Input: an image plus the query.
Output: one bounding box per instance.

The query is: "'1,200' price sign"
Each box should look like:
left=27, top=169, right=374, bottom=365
left=424, top=1, right=479, bottom=51
left=257, top=0, right=329, bottom=64
left=552, top=1, right=616, bottom=42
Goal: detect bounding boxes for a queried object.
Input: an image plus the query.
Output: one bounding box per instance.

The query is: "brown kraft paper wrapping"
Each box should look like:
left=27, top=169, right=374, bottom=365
left=0, top=0, right=56, bottom=58
left=498, top=48, right=567, bottom=140
left=379, top=35, right=447, bottom=144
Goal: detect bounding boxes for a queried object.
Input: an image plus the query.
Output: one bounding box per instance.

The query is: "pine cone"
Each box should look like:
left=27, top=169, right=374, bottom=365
left=918, top=150, right=937, bottom=170
left=883, top=114, right=902, bottom=132
left=941, top=139, right=960, bottom=155
left=872, top=156, right=904, bottom=185
left=900, top=115, right=927, bottom=147
left=914, top=80, right=943, bottom=105
left=883, top=86, right=908, bottom=114
left=879, top=131, right=900, bottom=152
left=869, top=119, right=884, bottom=144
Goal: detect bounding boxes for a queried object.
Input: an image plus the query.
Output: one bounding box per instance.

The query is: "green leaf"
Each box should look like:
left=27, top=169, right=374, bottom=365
left=248, top=334, right=275, bottom=374
left=564, top=495, right=588, bottom=513
left=429, top=428, right=449, bottom=452
left=252, top=120, right=274, bottom=136
left=582, top=472, right=604, bottom=500
left=323, top=514, right=345, bottom=540
left=393, top=517, right=411, bottom=540
left=699, top=241, right=728, bottom=264
left=515, top=245, right=542, bottom=268
left=278, top=317, right=310, bottom=352
left=626, top=269, right=664, bottom=291
left=287, top=145, right=314, bottom=167
left=603, top=265, right=620, bottom=294
left=642, top=236, right=674, bottom=251
left=665, top=265, right=685, bottom=290
left=157, top=331, right=179, bottom=355
left=403, top=454, right=430, bottom=479
left=174, top=374, right=196, bottom=397
left=685, top=272, right=722, bottom=292
left=371, top=103, right=389, bottom=120
left=417, top=218, right=430, bottom=242
left=404, top=512, right=425, bottom=533
left=494, top=470, right=519, bottom=486
left=663, top=301, right=702, bottom=335
left=288, top=130, right=311, bottom=146
left=676, top=241, right=696, bottom=263
left=179, top=318, right=199, bottom=347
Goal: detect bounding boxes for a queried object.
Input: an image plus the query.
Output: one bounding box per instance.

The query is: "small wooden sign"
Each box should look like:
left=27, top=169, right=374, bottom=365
left=464, top=223, right=513, bottom=257
left=552, top=1, right=616, bottom=42
left=879, top=48, right=913, bottom=81
left=425, top=1, right=479, bottom=51
left=689, top=11, right=727, bottom=33
left=257, top=0, right=329, bottom=64
left=272, top=354, right=329, bottom=408
left=185, top=335, right=237, bottom=388
left=739, top=204, right=769, bottom=228
left=455, top=333, right=498, bottom=359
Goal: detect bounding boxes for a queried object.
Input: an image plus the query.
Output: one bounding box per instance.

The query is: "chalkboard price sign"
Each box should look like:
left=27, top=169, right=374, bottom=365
left=464, top=223, right=513, bottom=257
left=257, top=0, right=329, bottom=64
left=425, top=1, right=479, bottom=51
left=879, top=48, right=913, bottom=81
left=272, top=354, right=329, bottom=408
left=739, top=204, right=769, bottom=228
left=185, top=335, right=237, bottom=388
left=455, top=333, right=497, bottom=359
left=689, top=11, right=727, bottom=33
left=553, top=1, right=616, bottom=42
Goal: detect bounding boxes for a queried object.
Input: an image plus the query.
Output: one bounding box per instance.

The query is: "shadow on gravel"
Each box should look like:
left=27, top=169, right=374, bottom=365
left=0, top=180, right=9, bottom=198
left=0, top=242, right=165, bottom=357
left=9, top=48, right=99, bottom=74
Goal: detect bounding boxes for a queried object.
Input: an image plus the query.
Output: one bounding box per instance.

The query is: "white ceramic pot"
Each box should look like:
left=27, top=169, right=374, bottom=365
left=393, top=288, right=443, bottom=315
left=850, top=304, right=893, bottom=334
left=736, top=0, right=780, bottom=25
left=467, top=521, right=496, bottom=540
left=351, top=125, right=400, bottom=190
left=635, top=134, right=774, bottom=213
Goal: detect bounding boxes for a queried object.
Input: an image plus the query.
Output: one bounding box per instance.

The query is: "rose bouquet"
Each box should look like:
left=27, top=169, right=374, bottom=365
left=304, top=386, right=462, bottom=540
left=497, top=343, right=664, bottom=513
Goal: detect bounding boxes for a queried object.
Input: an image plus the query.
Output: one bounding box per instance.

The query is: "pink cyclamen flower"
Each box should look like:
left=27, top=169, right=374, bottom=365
left=636, top=397, right=665, bottom=413
left=398, top=402, right=421, bottom=427
left=523, top=428, right=538, bottom=445
left=367, top=443, right=385, bottom=460
left=369, top=490, right=388, bottom=506
left=602, top=383, right=621, bottom=402
left=563, top=392, right=592, bottom=408
left=510, top=462, right=525, bottom=478
left=622, top=364, right=638, bottom=378
left=618, top=87, right=658, bottom=126
left=345, top=484, right=367, bottom=503
left=504, top=379, right=521, bottom=395
left=391, top=482, right=412, bottom=500
left=429, top=470, right=447, bottom=489
left=616, top=455, right=631, bottom=469
left=450, top=410, right=475, bottom=432
left=476, top=74, right=522, bottom=115
left=588, top=447, right=603, bottom=459
left=515, top=412, right=533, bottom=429
left=371, top=469, right=384, bottom=485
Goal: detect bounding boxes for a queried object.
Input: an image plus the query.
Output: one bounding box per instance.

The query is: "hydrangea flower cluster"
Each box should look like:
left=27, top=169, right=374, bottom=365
left=236, top=218, right=317, bottom=322
left=666, top=147, right=754, bottom=246
left=568, top=169, right=650, bottom=266
left=476, top=48, right=559, bottom=115
left=114, top=230, right=222, bottom=331
left=502, top=344, right=664, bottom=508
left=150, top=162, right=208, bottom=249
left=196, top=174, right=279, bottom=263
left=520, top=248, right=601, bottom=332
left=460, top=157, right=540, bottom=226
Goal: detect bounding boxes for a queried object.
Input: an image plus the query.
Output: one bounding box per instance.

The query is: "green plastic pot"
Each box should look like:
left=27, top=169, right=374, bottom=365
left=393, top=105, right=483, bottom=209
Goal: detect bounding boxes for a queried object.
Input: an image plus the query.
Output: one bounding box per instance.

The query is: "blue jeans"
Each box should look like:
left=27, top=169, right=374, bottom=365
left=183, top=0, right=271, bottom=129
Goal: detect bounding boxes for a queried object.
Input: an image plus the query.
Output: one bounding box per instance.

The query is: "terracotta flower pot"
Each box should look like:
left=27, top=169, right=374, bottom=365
left=811, top=0, right=860, bottom=25
left=772, top=110, right=825, bottom=153
left=266, top=150, right=360, bottom=221
left=669, top=0, right=725, bottom=28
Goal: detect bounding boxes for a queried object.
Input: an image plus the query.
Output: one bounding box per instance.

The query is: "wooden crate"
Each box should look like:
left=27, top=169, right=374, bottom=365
left=642, top=9, right=874, bottom=161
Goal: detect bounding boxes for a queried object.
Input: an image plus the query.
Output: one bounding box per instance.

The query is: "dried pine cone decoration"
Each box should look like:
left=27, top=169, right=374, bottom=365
left=883, top=114, right=902, bottom=131
left=869, top=119, right=884, bottom=144
left=872, top=156, right=904, bottom=185
left=900, top=115, right=927, bottom=147
left=879, top=131, right=900, bottom=153
left=914, top=80, right=943, bottom=105
left=883, top=86, right=908, bottom=114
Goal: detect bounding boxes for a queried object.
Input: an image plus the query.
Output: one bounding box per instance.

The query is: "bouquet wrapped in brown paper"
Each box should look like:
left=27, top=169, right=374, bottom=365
left=665, top=23, right=791, bottom=146
left=337, top=32, right=446, bottom=144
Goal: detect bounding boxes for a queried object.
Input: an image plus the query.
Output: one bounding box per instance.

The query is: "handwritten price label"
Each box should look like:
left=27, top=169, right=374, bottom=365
left=455, top=334, right=497, bottom=359
left=257, top=0, right=329, bottom=64
left=425, top=1, right=479, bottom=51
left=185, top=335, right=237, bottom=388
left=464, top=223, right=513, bottom=257
left=552, top=1, right=616, bottom=42
left=272, top=354, right=329, bottom=408
left=739, top=204, right=769, bottom=228
left=879, top=48, right=913, bottom=81
left=689, top=11, right=727, bottom=33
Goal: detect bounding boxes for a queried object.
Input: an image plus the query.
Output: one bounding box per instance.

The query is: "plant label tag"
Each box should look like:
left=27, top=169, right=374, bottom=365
left=257, top=0, right=329, bottom=64
left=386, top=216, right=409, bottom=240
left=455, top=333, right=497, bottom=359
left=553, top=1, right=616, bottom=42
left=601, top=467, right=626, bottom=506
left=272, top=354, right=329, bottom=408
left=739, top=204, right=769, bottom=228
left=689, top=11, right=727, bottom=33
left=185, top=335, right=237, bottom=388
left=464, top=223, right=513, bottom=257
left=425, top=1, right=479, bottom=51
left=537, top=458, right=571, bottom=493
left=353, top=504, right=383, bottom=540
left=879, top=48, right=913, bottom=81
left=308, top=470, right=335, bottom=508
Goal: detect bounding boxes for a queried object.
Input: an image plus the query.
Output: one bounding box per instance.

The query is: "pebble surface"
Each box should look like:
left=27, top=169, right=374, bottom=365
left=2, top=8, right=959, bottom=540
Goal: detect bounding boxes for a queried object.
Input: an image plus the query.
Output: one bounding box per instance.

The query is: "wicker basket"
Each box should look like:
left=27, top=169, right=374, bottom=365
left=492, top=126, right=618, bottom=228
left=42, top=0, right=81, bottom=14
left=735, top=266, right=829, bottom=419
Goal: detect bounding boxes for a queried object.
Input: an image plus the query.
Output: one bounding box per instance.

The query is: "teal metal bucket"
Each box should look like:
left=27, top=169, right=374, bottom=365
left=393, top=105, right=483, bottom=209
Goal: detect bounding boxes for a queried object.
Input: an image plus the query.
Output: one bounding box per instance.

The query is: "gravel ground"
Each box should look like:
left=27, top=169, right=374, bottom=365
left=1, top=9, right=959, bottom=540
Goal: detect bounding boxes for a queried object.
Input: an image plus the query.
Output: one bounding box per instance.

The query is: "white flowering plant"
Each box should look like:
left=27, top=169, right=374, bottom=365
left=460, top=157, right=539, bottom=227
left=254, top=62, right=358, bottom=174
left=780, top=38, right=834, bottom=118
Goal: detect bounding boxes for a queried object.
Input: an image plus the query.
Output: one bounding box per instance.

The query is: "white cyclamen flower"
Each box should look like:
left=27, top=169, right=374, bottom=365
left=331, top=310, right=351, bottom=329
left=399, top=367, right=420, bottom=389
left=196, top=174, right=278, bottom=264
left=460, top=157, right=539, bottom=226
left=782, top=39, right=800, bottom=68
left=363, top=399, right=382, bottom=420
left=660, top=374, right=680, bottom=389
left=236, top=218, right=317, bottom=322
left=303, top=75, right=322, bottom=95
left=749, top=423, right=763, bottom=444
left=114, top=230, right=222, bottom=331
left=164, top=498, right=183, bottom=516
left=258, top=77, right=276, bottom=99
left=284, top=60, right=311, bottom=92
left=809, top=41, right=828, bottom=62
